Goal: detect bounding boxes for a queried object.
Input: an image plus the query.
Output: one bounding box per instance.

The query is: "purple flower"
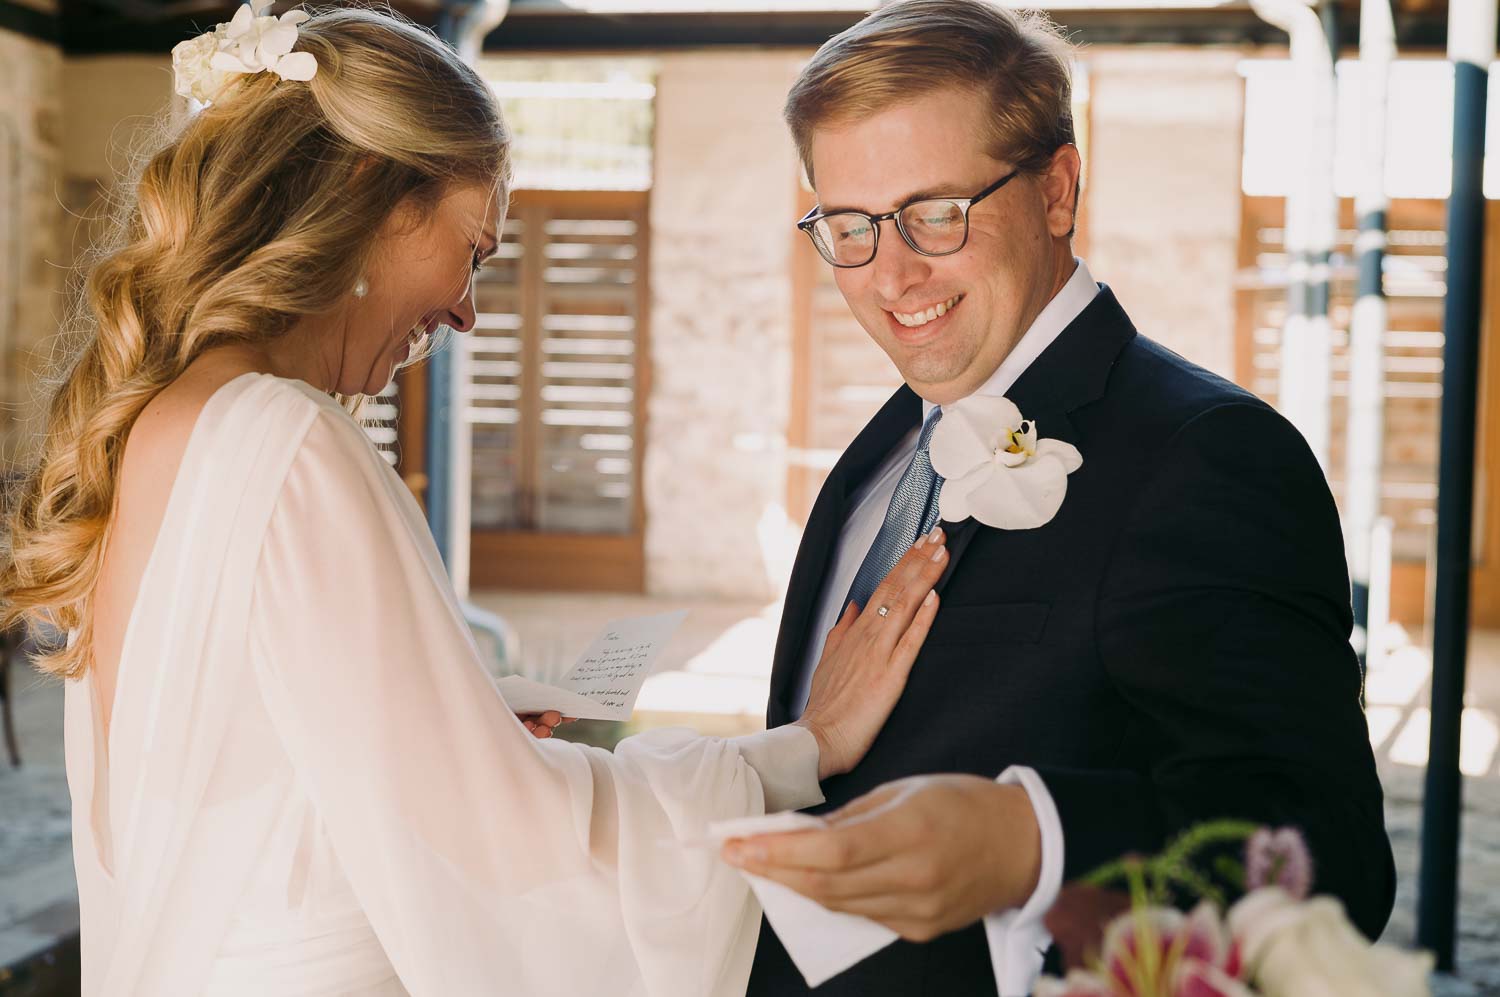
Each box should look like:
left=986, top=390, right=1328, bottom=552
left=1245, top=827, right=1313, bottom=899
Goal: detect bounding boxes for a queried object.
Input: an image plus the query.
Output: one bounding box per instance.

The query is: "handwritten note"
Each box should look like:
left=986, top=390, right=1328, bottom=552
left=497, top=611, right=687, bottom=722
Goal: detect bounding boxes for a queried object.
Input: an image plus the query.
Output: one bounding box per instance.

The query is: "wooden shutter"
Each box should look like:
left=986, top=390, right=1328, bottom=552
left=466, top=189, right=649, bottom=591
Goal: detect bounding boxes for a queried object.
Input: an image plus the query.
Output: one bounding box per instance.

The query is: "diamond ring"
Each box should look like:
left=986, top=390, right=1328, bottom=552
left=876, top=606, right=890, bottom=618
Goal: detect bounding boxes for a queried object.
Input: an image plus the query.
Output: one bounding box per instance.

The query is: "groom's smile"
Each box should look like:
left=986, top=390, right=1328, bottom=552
left=883, top=292, right=965, bottom=350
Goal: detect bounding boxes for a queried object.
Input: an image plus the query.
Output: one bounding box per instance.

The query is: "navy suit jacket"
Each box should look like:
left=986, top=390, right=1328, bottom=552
left=746, top=286, right=1395, bottom=996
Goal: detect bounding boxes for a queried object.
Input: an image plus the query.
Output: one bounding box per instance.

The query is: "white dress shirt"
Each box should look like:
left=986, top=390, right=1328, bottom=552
left=789, top=258, right=1099, bottom=996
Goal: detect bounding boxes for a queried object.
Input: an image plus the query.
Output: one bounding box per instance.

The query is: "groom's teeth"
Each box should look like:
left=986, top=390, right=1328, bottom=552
left=893, top=294, right=963, bottom=329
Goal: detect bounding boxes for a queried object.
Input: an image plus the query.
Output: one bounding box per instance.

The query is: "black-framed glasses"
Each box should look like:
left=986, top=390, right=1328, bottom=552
left=797, top=170, right=1020, bottom=268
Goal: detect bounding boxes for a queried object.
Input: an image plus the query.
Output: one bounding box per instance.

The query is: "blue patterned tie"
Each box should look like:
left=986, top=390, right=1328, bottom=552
left=846, top=408, right=945, bottom=611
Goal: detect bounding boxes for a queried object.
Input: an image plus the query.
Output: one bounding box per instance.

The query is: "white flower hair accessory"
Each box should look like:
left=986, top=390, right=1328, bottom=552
left=929, top=395, right=1083, bottom=530
left=172, top=0, right=317, bottom=105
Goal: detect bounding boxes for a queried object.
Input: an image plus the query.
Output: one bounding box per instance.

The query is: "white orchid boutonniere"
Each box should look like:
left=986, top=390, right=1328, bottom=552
left=172, top=0, right=317, bottom=105
left=929, top=395, right=1083, bottom=530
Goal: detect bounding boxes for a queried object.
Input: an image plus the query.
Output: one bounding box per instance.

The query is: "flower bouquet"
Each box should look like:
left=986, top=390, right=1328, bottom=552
left=1037, top=822, right=1432, bottom=997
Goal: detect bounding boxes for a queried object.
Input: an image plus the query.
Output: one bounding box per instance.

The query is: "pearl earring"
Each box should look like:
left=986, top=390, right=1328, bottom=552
left=353, top=276, right=369, bottom=299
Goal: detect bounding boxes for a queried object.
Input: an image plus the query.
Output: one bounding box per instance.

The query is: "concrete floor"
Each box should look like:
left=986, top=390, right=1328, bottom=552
left=3, top=599, right=1499, bottom=994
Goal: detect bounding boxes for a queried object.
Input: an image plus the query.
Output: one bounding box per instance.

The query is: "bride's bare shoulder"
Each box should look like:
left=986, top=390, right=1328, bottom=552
left=130, top=354, right=264, bottom=457
left=93, top=353, right=272, bottom=702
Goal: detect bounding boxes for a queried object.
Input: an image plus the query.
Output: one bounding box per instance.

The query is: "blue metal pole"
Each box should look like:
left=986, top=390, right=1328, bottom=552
left=1417, top=7, right=1491, bottom=968
left=425, top=342, right=455, bottom=569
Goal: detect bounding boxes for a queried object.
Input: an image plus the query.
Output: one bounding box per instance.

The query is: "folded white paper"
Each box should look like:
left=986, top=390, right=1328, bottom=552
left=706, top=811, right=900, bottom=988
left=496, top=611, right=687, bottom=721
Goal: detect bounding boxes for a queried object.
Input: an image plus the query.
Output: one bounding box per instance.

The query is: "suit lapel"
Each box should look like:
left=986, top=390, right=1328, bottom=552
left=933, top=284, right=1137, bottom=594
left=767, top=386, right=922, bottom=727
left=768, top=287, right=1138, bottom=724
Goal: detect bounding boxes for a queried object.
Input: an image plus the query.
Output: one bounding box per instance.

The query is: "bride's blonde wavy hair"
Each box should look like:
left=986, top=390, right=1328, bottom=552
left=0, top=5, right=510, bottom=679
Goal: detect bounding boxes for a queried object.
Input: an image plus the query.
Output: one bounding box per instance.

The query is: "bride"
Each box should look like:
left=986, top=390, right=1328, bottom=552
left=0, top=6, right=949, bottom=996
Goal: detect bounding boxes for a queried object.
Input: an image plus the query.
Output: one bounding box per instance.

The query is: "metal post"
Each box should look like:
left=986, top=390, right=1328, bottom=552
left=1252, top=0, right=1338, bottom=470
left=1345, top=0, right=1395, bottom=668
left=1368, top=516, right=1394, bottom=673
left=430, top=0, right=509, bottom=588
left=1417, top=0, right=1494, bottom=970
left=426, top=346, right=455, bottom=570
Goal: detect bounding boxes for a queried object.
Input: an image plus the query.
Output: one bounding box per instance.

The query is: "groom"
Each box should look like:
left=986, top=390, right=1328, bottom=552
left=731, top=2, right=1395, bottom=994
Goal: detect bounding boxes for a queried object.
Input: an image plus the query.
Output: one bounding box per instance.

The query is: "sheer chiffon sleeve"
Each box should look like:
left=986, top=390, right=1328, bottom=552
left=247, top=400, right=817, bottom=996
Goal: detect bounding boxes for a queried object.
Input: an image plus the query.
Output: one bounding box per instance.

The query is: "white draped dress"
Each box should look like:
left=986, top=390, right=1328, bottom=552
left=64, top=372, right=822, bottom=996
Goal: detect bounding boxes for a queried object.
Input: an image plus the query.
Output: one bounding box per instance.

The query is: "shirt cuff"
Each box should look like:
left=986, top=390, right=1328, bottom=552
left=731, top=724, right=826, bottom=813
left=981, top=765, right=1065, bottom=997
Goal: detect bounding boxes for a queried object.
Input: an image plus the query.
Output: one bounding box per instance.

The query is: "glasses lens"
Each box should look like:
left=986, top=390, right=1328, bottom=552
left=900, top=200, right=967, bottom=255
left=813, top=213, right=877, bottom=266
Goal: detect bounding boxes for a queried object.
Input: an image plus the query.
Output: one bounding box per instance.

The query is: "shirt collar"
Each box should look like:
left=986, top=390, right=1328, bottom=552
left=921, top=257, right=1099, bottom=423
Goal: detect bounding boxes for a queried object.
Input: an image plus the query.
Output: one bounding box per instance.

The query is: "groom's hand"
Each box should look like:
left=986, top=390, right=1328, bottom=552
left=723, top=774, right=1041, bottom=942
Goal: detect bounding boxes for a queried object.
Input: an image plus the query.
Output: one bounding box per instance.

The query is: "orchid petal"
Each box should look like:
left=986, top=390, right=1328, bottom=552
left=210, top=50, right=253, bottom=74
left=226, top=3, right=254, bottom=36
left=929, top=413, right=994, bottom=480
left=926, top=395, right=1081, bottom=530
left=937, top=462, right=992, bottom=523
left=953, top=395, right=1023, bottom=448
left=953, top=394, right=1024, bottom=438
left=1035, top=436, right=1084, bottom=473
left=274, top=50, right=317, bottom=81
left=259, top=21, right=298, bottom=59
left=279, top=8, right=309, bottom=24
left=1013, top=420, right=1038, bottom=455
left=967, top=455, right=1070, bottom=529
left=234, top=36, right=262, bottom=69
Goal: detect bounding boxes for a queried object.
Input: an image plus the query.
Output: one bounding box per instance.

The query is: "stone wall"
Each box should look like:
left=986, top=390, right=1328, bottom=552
left=60, top=55, right=173, bottom=186
left=0, top=27, right=63, bottom=467
left=643, top=51, right=806, bottom=600
left=1080, top=47, right=1247, bottom=379
left=639, top=46, right=1251, bottom=599
left=0, top=50, right=170, bottom=468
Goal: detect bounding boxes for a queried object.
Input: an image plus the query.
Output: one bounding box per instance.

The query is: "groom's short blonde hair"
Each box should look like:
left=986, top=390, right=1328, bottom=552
left=785, top=0, right=1078, bottom=189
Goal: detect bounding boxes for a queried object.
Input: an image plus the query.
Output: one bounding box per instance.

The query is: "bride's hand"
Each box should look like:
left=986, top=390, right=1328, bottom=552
left=519, top=711, right=574, bottom=739
left=795, top=529, right=947, bottom=780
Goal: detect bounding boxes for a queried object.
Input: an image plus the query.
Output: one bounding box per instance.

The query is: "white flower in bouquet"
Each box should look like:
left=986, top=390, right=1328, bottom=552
left=1037, top=824, right=1432, bottom=997
left=1036, top=900, right=1256, bottom=997
left=1229, top=888, right=1433, bottom=997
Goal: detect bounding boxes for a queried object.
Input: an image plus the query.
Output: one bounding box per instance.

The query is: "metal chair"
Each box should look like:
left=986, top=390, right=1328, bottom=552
left=1, top=472, right=19, bottom=767
left=0, top=621, right=20, bottom=768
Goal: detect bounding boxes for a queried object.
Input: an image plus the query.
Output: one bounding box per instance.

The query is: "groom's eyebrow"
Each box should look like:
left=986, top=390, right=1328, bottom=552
left=820, top=184, right=962, bottom=215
